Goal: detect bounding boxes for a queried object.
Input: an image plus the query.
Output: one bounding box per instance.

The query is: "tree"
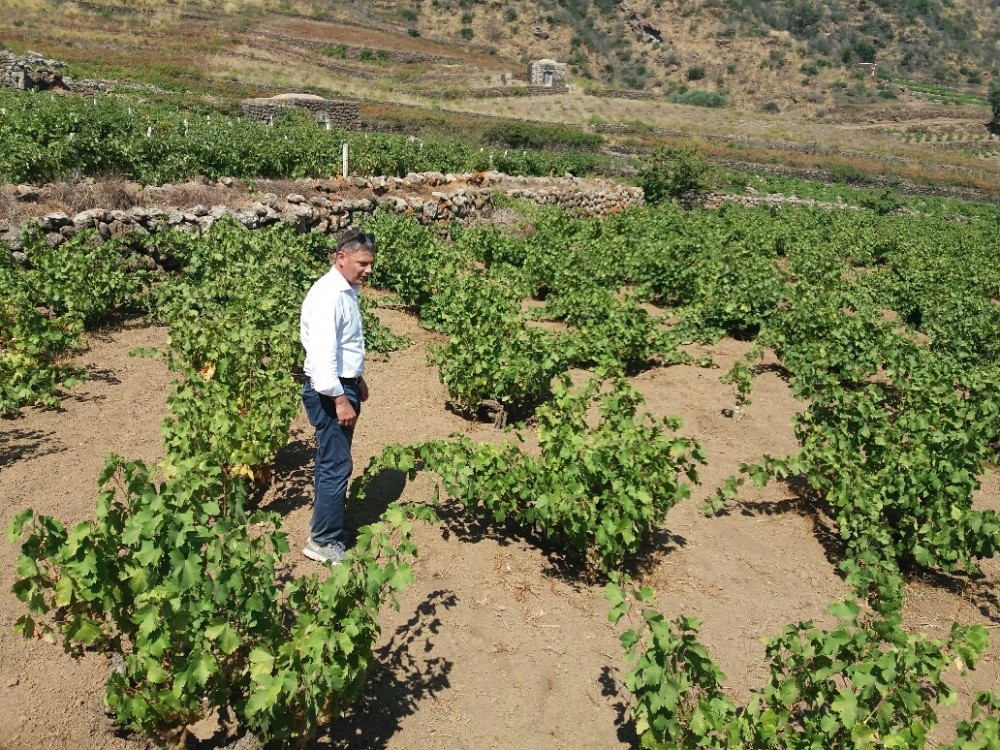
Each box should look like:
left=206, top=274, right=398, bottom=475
left=989, top=80, right=1000, bottom=126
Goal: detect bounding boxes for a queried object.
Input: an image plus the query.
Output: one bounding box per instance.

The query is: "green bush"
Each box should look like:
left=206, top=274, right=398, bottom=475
left=639, top=147, right=714, bottom=203
left=668, top=89, right=728, bottom=108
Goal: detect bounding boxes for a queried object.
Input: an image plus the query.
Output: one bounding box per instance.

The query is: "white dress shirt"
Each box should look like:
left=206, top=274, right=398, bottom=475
left=300, top=266, right=366, bottom=397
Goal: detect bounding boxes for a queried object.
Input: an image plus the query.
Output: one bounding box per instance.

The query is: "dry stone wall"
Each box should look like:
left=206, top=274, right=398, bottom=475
left=2, top=172, right=643, bottom=265
left=584, top=88, right=659, bottom=101
left=245, top=30, right=464, bottom=65
left=399, top=84, right=569, bottom=99
left=0, top=51, right=68, bottom=91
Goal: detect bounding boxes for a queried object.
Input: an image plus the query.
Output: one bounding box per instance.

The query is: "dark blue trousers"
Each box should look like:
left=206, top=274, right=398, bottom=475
left=302, top=381, right=360, bottom=546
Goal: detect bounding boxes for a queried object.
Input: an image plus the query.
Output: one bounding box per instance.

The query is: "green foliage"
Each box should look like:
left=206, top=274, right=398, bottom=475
left=0, top=224, right=148, bottom=415
left=430, top=271, right=567, bottom=412
left=0, top=259, right=86, bottom=416
left=639, top=148, right=714, bottom=204
left=19, top=227, right=148, bottom=324
left=146, top=221, right=319, bottom=474
left=9, top=456, right=426, bottom=746
left=668, top=89, right=728, bottom=108
left=354, top=376, right=705, bottom=577
left=481, top=121, right=604, bottom=151
left=0, top=89, right=607, bottom=184
left=8, top=219, right=417, bottom=747
left=607, top=577, right=990, bottom=750
left=943, top=692, right=1000, bottom=750
left=989, top=80, right=1000, bottom=125
left=721, top=360, right=754, bottom=407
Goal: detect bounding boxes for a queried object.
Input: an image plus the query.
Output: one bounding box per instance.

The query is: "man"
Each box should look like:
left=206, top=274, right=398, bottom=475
left=299, top=227, right=375, bottom=564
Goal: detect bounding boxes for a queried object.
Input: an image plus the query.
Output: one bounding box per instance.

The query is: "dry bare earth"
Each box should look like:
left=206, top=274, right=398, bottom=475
left=1, top=308, right=999, bottom=749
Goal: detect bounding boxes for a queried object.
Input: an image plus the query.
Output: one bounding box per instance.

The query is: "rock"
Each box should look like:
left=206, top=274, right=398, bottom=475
left=235, top=209, right=259, bottom=229
left=73, top=208, right=108, bottom=227
left=38, top=212, right=71, bottom=231
left=14, top=184, right=39, bottom=201
left=282, top=203, right=313, bottom=228
left=286, top=194, right=306, bottom=204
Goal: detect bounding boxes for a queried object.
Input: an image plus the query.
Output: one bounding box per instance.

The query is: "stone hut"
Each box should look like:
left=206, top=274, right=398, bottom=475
left=528, top=59, right=567, bottom=88
left=240, top=93, right=360, bottom=129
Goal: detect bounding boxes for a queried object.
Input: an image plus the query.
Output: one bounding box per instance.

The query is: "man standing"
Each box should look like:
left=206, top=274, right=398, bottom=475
left=299, top=228, right=376, bottom=564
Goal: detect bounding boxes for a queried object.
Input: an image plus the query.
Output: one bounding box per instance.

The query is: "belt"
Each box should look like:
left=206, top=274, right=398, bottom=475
left=339, top=376, right=363, bottom=385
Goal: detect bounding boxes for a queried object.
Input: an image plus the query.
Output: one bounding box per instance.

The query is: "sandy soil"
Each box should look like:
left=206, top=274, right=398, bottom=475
left=1, top=308, right=998, bottom=750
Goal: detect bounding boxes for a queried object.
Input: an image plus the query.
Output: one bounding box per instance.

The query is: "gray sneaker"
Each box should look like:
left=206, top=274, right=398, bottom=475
left=302, top=538, right=347, bottom=564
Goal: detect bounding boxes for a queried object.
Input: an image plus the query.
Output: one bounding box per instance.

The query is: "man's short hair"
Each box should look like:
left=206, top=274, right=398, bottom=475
left=336, top=227, right=376, bottom=254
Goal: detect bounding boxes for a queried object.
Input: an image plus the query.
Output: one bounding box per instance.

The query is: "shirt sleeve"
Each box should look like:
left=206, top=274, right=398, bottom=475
left=306, top=291, right=345, bottom=397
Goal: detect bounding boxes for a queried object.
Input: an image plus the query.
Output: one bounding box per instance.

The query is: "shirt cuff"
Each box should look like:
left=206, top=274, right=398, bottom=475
left=311, top=375, right=344, bottom=398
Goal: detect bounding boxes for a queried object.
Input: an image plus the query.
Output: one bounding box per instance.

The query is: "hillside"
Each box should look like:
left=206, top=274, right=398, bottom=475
left=2, top=0, right=997, bottom=115
left=2, top=0, right=1000, bottom=201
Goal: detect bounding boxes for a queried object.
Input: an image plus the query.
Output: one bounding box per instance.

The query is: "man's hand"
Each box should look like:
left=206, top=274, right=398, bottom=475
left=334, top=395, right=358, bottom=427
left=359, top=377, right=369, bottom=403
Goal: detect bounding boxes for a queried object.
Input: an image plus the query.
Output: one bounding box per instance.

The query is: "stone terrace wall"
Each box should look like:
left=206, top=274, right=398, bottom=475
left=584, top=88, right=658, bottom=101
left=246, top=31, right=463, bottom=65
left=241, top=97, right=360, bottom=128
left=2, top=172, right=643, bottom=264
left=0, top=51, right=68, bottom=91
left=398, top=84, right=569, bottom=99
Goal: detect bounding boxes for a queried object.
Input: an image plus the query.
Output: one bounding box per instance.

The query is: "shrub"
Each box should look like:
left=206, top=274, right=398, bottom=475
left=687, top=65, right=706, bottom=81
left=639, top=147, right=713, bottom=203
left=669, top=89, right=727, bottom=108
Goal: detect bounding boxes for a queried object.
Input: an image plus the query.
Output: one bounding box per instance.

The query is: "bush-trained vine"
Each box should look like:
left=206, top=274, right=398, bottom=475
left=606, top=572, right=992, bottom=750
left=353, top=376, right=705, bottom=577
left=9, top=455, right=428, bottom=747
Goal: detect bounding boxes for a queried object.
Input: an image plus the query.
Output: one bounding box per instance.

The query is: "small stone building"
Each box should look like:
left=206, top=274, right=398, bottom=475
left=240, top=93, right=360, bottom=129
left=528, top=59, right=567, bottom=88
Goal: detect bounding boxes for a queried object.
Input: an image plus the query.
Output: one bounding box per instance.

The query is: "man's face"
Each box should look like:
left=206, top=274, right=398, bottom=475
left=336, top=248, right=375, bottom=286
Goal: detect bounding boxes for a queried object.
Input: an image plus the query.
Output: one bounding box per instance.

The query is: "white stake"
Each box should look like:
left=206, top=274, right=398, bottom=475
left=342, top=143, right=349, bottom=178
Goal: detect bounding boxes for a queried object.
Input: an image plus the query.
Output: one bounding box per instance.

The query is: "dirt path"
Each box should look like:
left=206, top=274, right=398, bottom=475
left=1, top=312, right=997, bottom=749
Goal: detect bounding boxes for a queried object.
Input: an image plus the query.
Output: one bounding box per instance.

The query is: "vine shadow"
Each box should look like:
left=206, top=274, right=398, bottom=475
left=599, top=666, right=640, bottom=747
left=0, top=427, right=62, bottom=469
left=909, top=568, right=1000, bottom=626
left=713, top=476, right=849, bottom=570
left=357, top=465, right=688, bottom=582
left=313, top=590, right=457, bottom=750
left=346, top=468, right=408, bottom=530
left=255, top=437, right=315, bottom=515
left=721, top=479, right=1000, bottom=624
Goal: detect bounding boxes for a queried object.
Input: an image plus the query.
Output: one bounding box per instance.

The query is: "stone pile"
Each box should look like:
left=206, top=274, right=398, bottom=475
left=2, top=172, right=643, bottom=265
left=0, top=51, right=68, bottom=91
